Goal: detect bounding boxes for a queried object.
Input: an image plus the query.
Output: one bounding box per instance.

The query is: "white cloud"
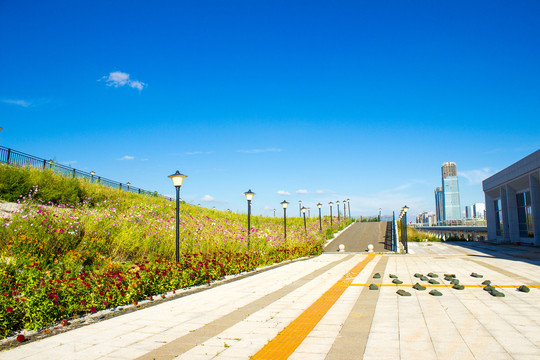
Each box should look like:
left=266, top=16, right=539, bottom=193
left=237, top=148, right=282, bottom=154
left=459, top=168, right=493, bottom=185
left=117, top=155, right=135, bottom=161
left=296, top=189, right=309, bottom=194
left=201, top=195, right=215, bottom=202
left=263, top=206, right=275, bottom=211
left=2, top=99, right=31, bottom=107
left=185, top=151, right=213, bottom=155
left=61, top=160, right=77, bottom=166
left=277, top=190, right=290, bottom=196
left=101, top=71, right=146, bottom=91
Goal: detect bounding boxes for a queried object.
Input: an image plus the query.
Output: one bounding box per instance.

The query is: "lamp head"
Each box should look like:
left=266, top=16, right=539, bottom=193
left=168, top=170, right=188, bottom=187
left=281, top=200, right=289, bottom=209
left=317, top=203, right=322, bottom=208
left=243, top=189, right=255, bottom=201
left=301, top=206, right=307, bottom=214
left=329, top=202, right=333, bottom=206
left=403, top=205, right=409, bottom=213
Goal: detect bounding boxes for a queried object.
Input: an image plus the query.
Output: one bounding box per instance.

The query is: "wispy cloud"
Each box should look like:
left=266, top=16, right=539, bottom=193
left=277, top=190, right=291, bottom=196
left=263, top=206, right=275, bottom=211
left=296, top=189, right=309, bottom=194
left=185, top=151, right=213, bottom=156
left=237, top=148, right=282, bottom=154
left=315, top=189, right=335, bottom=194
left=100, top=71, right=146, bottom=91
left=459, top=168, right=493, bottom=185
left=117, top=155, right=135, bottom=161
left=200, top=195, right=215, bottom=202
left=61, top=160, right=77, bottom=166
left=1, top=99, right=32, bottom=107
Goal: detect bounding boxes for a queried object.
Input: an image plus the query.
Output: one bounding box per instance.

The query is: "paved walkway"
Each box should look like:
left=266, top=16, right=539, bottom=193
left=325, top=222, right=391, bottom=253
left=2, top=240, right=540, bottom=359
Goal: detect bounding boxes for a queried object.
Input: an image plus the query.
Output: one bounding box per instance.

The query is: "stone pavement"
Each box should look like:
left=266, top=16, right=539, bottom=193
left=325, top=222, right=392, bottom=253
left=1, top=241, right=540, bottom=359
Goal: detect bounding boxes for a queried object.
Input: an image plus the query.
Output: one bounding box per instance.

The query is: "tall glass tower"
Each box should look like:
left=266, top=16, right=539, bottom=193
left=434, top=186, right=444, bottom=224
left=441, top=162, right=461, bottom=221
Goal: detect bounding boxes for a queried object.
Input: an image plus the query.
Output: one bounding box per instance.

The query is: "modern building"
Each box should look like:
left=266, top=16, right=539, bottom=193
left=465, top=205, right=473, bottom=219
left=483, top=149, right=540, bottom=246
left=441, top=162, right=461, bottom=221
left=473, top=203, right=485, bottom=219
left=434, top=186, right=444, bottom=224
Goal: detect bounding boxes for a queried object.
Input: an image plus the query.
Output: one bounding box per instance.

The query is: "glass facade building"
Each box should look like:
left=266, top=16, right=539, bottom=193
left=441, top=162, right=461, bottom=221
left=434, top=186, right=444, bottom=224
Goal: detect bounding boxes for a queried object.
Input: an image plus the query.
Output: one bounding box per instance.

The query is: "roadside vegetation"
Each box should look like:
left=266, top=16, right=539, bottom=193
left=0, top=164, right=353, bottom=337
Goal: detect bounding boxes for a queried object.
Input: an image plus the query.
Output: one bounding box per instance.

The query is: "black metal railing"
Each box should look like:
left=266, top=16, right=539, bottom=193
left=0, top=146, right=173, bottom=201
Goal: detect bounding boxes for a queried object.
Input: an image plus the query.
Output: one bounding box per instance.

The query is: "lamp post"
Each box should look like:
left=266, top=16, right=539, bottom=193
left=402, top=205, right=409, bottom=253
left=244, top=189, right=255, bottom=250
left=90, top=171, right=95, bottom=183
left=317, top=203, right=322, bottom=231
left=379, top=208, right=382, bottom=221
left=308, top=207, right=311, bottom=217
left=273, top=208, right=276, bottom=218
left=281, top=200, right=289, bottom=241
left=329, top=202, right=333, bottom=228
left=127, top=182, right=131, bottom=191
left=301, top=206, right=307, bottom=234
left=299, top=200, right=302, bottom=217
left=343, top=201, right=346, bottom=220
left=168, top=170, right=188, bottom=262
left=347, top=199, right=351, bottom=220
left=336, top=201, right=340, bottom=221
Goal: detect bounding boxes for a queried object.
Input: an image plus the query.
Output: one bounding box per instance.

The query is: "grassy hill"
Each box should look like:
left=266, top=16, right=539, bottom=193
left=0, top=164, right=352, bottom=337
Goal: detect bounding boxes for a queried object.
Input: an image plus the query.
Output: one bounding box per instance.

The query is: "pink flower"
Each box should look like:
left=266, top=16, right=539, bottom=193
left=6, top=307, right=13, bottom=313
left=16, top=334, right=25, bottom=343
left=90, top=306, right=97, bottom=313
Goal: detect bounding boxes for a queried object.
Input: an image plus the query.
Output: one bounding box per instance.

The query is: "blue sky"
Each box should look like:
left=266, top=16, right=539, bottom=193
left=1, top=1, right=539, bottom=218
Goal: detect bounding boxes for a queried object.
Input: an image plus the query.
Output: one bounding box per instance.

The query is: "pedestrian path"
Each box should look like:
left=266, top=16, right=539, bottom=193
left=1, top=241, right=540, bottom=359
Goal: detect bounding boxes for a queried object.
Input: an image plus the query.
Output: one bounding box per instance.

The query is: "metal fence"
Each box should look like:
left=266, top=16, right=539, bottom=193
left=0, top=146, right=173, bottom=201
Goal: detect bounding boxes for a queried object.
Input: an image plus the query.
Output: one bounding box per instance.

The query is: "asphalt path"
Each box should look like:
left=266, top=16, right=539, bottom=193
left=325, top=221, right=392, bottom=253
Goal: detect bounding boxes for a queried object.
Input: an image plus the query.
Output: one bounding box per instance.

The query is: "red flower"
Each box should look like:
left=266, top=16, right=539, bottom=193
left=2, top=293, right=7, bottom=297
left=16, top=334, right=25, bottom=343
left=80, top=300, right=86, bottom=305
left=90, top=306, right=97, bottom=313
left=60, top=319, right=68, bottom=326
left=103, top=301, right=108, bottom=306
left=6, top=307, right=13, bottom=313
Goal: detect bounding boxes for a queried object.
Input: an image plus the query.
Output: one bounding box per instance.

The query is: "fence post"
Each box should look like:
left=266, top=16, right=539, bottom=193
left=6, top=148, right=11, bottom=165
left=43, top=159, right=47, bottom=169
left=119, top=183, right=122, bottom=190
left=72, top=169, right=76, bottom=178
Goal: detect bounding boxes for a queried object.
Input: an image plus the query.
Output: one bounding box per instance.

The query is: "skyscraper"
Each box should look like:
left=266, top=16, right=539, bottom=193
left=441, top=162, right=461, bottom=221
left=434, top=186, right=444, bottom=224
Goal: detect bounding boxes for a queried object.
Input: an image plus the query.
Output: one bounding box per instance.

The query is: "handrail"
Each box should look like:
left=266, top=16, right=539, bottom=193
left=0, top=146, right=173, bottom=201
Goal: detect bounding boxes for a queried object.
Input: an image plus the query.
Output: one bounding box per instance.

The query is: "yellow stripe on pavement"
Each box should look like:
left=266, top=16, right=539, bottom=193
left=350, top=284, right=540, bottom=288
left=251, top=254, right=376, bottom=360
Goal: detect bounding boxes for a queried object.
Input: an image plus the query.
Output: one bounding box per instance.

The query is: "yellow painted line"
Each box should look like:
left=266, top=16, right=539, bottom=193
left=251, top=254, right=376, bottom=360
left=351, top=284, right=540, bottom=288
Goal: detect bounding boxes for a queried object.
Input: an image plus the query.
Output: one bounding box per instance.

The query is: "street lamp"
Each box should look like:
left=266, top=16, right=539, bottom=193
left=244, top=189, right=255, bottom=250
left=281, top=200, right=289, bottom=241
left=379, top=208, right=382, bottom=221
left=343, top=200, right=346, bottom=220
left=90, top=171, right=95, bottom=183
left=127, top=182, right=131, bottom=191
left=168, top=170, right=188, bottom=262
left=329, top=202, right=333, bottom=228
left=308, top=207, right=311, bottom=217
left=336, top=200, right=340, bottom=221
left=400, top=205, right=409, bottom=253
left=347, top=199, right=351, bottom=220
left=317, top=203, right=322, bottom=231
left=301, top=206, right=307, bottom=234
left=298, top=200, right=302, bottom=217
left=273, top=208, right=276, bottom=218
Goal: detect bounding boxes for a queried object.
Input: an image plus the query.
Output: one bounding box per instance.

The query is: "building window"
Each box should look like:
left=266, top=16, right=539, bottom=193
left=516, top=191, right=534, bottom=238
left=494, top=199, right=503, bottom=236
